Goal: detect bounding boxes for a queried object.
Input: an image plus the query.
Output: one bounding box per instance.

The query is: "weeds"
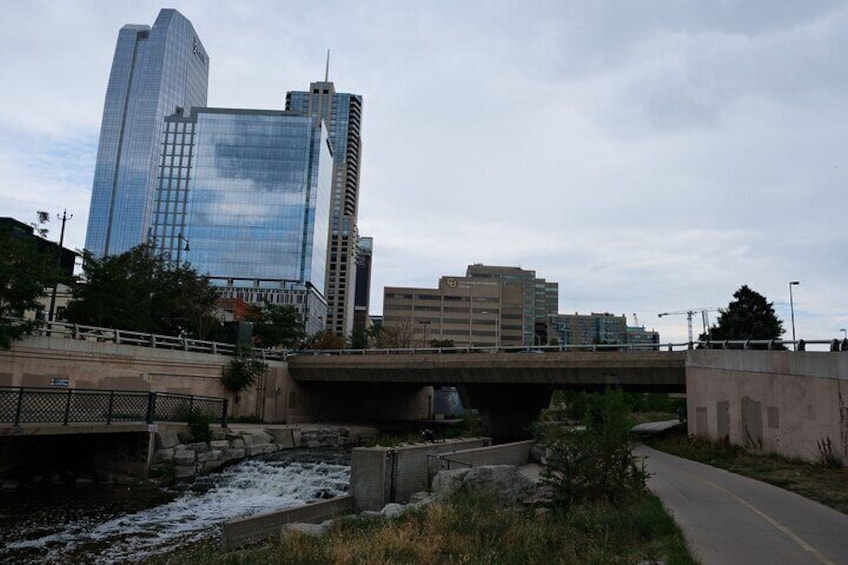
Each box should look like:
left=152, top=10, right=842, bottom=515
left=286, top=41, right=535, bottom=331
left=157, top=493, right=695, bottom=565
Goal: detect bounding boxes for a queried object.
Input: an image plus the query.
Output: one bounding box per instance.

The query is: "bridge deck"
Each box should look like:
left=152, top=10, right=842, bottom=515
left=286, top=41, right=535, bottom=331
left=289, top=351, right=687, bottom=391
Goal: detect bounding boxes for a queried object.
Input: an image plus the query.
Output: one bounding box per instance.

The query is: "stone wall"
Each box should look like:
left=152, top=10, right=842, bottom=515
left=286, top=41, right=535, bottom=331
left=152, top=424, right=377, bottom=480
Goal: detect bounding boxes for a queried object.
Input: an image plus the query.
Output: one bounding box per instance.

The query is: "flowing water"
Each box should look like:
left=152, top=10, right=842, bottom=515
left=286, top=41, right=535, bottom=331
left=0, top=449, right=350, bottom=564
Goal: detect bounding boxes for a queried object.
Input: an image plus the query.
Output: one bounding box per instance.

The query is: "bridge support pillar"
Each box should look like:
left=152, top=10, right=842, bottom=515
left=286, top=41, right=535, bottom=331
left=458, top=384, right=552, bottom=443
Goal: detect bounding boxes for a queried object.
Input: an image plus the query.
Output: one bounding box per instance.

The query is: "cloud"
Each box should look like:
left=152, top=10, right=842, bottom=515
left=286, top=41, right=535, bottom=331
left=2, top=0, right=847, bottom=344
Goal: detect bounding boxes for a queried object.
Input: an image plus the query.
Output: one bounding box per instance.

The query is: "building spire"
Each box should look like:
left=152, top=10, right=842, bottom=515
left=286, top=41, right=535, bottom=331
left=324, top=49, right=330, bottom=82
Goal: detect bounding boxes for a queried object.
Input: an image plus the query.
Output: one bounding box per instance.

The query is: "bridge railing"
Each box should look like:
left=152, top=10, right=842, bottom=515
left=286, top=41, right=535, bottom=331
left=0, top=386, right=228, bottom=427
left=3, top=317, right=286, bottom=361
left=292, top=338, right=846, bottom=356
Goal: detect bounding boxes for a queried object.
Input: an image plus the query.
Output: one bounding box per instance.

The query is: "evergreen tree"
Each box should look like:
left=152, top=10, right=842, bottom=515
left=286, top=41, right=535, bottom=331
left=704, top=285, right=784, bottom=347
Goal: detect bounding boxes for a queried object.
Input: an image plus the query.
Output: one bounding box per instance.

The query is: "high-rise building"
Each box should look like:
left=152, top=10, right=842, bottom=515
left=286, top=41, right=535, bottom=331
left=383, top=265, right=558, bottom=348
left=466, top=265, right=558, bottom=345
left=85, top=9, right=208, bottom=257
left=353, top=236, right=373, bottom=334
left=150, top=108, right=333, bottom=335
left=286, top=81, right=363, bottom=340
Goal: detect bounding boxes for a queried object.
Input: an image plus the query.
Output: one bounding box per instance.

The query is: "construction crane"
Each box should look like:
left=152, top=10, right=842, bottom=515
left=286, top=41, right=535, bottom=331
left=657, top=309, right=718, bottom=343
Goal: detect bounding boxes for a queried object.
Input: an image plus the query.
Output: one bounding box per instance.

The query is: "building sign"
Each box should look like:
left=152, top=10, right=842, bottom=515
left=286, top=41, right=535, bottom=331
left=50, top=377, right=69, bottom=388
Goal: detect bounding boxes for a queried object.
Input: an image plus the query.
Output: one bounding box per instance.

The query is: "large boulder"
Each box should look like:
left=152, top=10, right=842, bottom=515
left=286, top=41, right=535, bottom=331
left=432, top=465, right=537, bottom=507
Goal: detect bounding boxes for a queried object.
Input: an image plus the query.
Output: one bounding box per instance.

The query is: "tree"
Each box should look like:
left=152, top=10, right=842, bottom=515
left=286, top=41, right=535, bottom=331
left=703, top=285, right=784, bottom=347
left=306, top=330, right=346, bottom=350
left=0, top=225, right=58, bottom=347
left=245, top=302, right=304, bottom=348
left=65, top=244, right=220, bottom=339
left=375, top=319, right=415, bottom=348
left=30, top=211, right=50, bottom=238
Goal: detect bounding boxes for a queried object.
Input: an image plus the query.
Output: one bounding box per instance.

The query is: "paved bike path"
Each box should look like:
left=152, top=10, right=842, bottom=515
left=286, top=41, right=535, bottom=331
left=635, top=445, right=848, bottom=565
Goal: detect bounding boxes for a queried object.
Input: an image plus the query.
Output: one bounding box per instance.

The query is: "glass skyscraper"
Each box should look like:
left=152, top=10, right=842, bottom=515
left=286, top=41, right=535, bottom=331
left=286, top=82, right=363, bottom=340
left=85, top=9, right=208, bottom=257
left=151, top=108, right=333, bottom=335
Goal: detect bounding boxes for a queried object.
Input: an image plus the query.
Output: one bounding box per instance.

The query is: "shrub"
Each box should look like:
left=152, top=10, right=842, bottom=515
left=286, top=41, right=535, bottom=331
left=540, top=389, right=648, bottom=507
left=186, top=409, right=213, bottom=443
left=221, top=345, right=267, bottom=394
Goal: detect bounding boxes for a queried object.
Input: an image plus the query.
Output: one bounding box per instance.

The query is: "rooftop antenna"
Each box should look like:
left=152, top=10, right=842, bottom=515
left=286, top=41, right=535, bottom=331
left=324, top=49, right=330, bottom=82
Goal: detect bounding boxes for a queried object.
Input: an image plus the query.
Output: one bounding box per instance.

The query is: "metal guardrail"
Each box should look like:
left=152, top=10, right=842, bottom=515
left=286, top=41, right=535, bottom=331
left=0, top=386, right=228, bottom=427
left=4, top=317, right=286, bottom=361
left=294, top=338, right=848, bottom=356
left=8, top=317, right=846, bottom=358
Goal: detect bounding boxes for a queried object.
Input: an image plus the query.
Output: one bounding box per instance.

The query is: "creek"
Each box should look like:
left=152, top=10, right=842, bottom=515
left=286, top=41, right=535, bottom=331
left=0, top=449, right=350, bottom=564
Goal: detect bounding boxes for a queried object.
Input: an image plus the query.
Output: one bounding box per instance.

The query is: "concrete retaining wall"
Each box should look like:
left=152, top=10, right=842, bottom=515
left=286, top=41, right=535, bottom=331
left=428, top=440, right=534, bottom=477
left=0, top=336, right=298, bottom=423
left=686, top=350, right=848, bottom=463
left=222, top=495, right=355, bottom=549
left=350, top=438, right=490, bottom=511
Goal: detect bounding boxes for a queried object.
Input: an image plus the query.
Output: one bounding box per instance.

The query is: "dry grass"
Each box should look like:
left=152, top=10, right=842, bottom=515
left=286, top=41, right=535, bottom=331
left=158, top=493, right=695, bottom=565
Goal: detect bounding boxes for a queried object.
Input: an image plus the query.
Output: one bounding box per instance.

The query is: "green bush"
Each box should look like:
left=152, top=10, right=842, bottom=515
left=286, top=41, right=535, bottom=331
left=540, top=389, right=648, bottom=507
left=186, top=409, right=213, bottom=443
left=221, top=345, right=268, bottom=394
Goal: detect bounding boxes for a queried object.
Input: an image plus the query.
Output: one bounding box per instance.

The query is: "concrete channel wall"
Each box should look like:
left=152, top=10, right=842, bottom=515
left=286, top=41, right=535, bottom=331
left=222, top=437, right=537, bottom=550
left=347, top=438, right=543, bottom=511
left=427, top=440, right=534, bottom=477
left=222, top=495, right=355, bottom=549
left=686, top=350, right=848, bottom=463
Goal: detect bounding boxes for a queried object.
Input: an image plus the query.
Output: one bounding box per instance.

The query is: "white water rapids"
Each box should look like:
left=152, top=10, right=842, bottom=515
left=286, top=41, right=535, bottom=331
left=1, top=455, right=350, bottom=564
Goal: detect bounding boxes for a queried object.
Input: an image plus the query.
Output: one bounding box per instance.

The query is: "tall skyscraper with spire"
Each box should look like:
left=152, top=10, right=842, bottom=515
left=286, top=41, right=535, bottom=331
left=85, top=9, right=208, bottom=257
left=286, top=64, right=363, bottom=339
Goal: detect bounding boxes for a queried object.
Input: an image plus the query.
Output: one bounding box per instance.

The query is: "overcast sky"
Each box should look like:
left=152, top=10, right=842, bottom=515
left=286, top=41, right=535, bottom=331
left=2, top=0, right=846, bottom=344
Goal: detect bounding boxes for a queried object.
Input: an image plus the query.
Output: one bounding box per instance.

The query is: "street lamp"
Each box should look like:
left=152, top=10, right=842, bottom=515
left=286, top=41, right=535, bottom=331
left=789, top=281, right=800, bottom=351
left=418, top=320, right=431, bottom=346
left=176, top=233, right=190, bottom=263
left=48, top=210, right=72, bottom=323
left=840, top=329, right=846, bottom=340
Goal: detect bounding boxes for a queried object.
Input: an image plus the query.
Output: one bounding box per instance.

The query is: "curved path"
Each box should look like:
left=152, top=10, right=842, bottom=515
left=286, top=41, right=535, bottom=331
left=636, top=445, right=848, bottom=565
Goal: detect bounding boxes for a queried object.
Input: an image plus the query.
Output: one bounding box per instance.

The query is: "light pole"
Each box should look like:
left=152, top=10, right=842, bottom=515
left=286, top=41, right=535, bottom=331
left=48, top=210, right=72, bottom=323
left=176, top=233, right=190, bottom=263
left=418, top=320, right=431, bottom=346
left=841, top=329, right=846, bottom=340
left=789, top=281, right=799, bottom=351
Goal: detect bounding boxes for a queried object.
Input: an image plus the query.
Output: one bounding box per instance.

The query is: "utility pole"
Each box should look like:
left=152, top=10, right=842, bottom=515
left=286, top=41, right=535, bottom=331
left=48, top=210, right=72, bottom=323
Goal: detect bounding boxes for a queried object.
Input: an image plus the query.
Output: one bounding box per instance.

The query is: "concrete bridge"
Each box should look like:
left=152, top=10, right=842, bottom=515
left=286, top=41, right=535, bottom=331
left=1, top=328, right=846, bottom=464
left=287, top=350, right=687, bottom=439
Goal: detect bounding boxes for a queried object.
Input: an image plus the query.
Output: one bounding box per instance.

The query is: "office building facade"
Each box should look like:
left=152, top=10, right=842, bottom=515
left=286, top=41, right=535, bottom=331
left=150, top=108, right=333, bottom=335
left=383, top=265, right=558, bottom=348
left=549, top=312, right=627, bottom=346
left=353, top=236, right=373, bottom=334
left=86, top=9, right=209, bottom=258
left=286, top=82, right=363, bottom=340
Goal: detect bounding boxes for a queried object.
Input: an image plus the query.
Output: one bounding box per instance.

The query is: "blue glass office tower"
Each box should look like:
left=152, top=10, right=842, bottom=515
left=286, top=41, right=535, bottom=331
left=151, top=108, right=333, bottom=334
left=85, top=9, right=208, bottom=257
left=286, top=83, right=363, bottom=340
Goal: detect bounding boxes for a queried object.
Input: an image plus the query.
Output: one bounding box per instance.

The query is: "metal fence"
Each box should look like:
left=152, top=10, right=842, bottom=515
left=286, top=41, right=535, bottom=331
left=0, top=386, right=228, bottom=427
left=3, top=317, right=286, bottom=361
